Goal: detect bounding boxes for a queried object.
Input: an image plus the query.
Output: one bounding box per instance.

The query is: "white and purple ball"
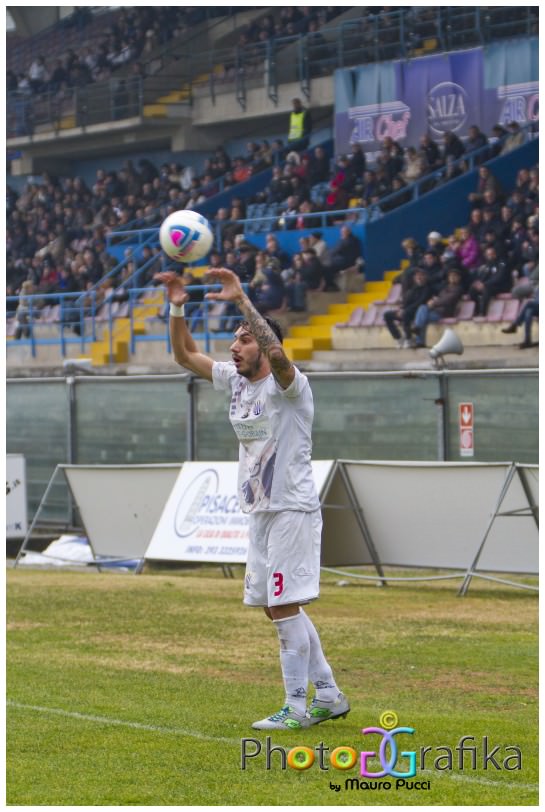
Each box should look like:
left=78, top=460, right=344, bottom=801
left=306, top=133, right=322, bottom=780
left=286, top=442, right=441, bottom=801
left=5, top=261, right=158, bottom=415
left=159, top=209, right=214, bottom=263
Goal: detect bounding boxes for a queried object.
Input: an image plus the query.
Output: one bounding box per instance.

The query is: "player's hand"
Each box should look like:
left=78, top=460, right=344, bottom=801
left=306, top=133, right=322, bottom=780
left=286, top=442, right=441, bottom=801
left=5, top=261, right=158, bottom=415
left=154, top=271, right=190, bottom=307
left=205, top=268, right=245, bottom=303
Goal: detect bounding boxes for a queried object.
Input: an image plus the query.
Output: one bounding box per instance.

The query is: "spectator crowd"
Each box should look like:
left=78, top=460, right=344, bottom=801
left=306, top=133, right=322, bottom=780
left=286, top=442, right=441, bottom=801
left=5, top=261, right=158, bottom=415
left=7, top=116, right=537, bottom=343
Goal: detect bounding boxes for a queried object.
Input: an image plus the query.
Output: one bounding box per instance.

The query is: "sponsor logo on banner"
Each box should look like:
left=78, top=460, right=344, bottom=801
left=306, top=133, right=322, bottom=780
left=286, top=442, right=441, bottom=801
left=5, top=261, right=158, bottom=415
left=348, top=101, right=411, bottom=145
left=496, top=81, right=539, bottom=125
left=427, top=81, right=469, bottom=134
left=6, top=454, right=28, bottom=538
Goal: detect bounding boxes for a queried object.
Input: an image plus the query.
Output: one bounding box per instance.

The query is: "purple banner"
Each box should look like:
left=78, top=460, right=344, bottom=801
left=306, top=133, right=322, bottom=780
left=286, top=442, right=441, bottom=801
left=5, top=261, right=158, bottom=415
left=334, top=47, right=538, bottom=158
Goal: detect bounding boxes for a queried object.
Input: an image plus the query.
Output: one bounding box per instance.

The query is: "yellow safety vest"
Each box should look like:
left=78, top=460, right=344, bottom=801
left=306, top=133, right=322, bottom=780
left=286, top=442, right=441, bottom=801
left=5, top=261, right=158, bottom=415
left=288, top=110, right=305, bottom=141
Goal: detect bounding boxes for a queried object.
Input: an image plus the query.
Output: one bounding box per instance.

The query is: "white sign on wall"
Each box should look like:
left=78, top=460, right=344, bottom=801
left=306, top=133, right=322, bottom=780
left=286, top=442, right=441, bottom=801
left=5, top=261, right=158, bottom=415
left=145, top=461, right=334, bottom=564
left=7, top=454, right=28, bottom=538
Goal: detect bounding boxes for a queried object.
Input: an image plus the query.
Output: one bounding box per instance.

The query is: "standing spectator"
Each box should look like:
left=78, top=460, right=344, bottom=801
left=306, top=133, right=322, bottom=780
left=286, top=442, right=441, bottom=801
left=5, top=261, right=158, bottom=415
left=320, top=225, right=361, bottom=290
left=287, top=97, right=312, bottom=151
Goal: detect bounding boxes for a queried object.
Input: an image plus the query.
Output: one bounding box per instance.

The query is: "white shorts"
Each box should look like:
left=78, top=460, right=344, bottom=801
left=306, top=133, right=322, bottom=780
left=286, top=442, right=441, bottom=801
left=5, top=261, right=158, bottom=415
left=244, top=509, right=322, bottom=607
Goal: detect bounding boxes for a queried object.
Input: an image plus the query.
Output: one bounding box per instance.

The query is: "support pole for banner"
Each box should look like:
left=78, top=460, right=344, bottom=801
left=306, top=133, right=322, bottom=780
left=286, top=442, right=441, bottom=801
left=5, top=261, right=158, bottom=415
left=338, top=462, right=387, bottom=585
left=516, top=465, right=539, bottom=529
left=458, top=463, right=517, bottom=596
left=14, top=465, right=62, bottom=567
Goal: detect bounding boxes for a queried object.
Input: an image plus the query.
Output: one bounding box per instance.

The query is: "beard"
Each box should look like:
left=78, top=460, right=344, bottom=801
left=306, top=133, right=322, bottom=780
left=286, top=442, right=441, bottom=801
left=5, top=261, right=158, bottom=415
left=239, top=351, right=263, bottom=379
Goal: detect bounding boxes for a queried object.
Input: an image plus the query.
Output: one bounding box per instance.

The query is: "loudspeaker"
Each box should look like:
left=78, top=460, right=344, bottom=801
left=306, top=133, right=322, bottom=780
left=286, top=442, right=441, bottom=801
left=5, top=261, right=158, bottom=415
left=429, top=328, right=464, bottom=362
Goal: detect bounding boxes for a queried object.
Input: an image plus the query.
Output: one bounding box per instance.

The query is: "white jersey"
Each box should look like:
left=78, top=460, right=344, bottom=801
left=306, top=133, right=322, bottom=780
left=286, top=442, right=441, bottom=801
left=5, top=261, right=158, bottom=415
left=212, top=362, right=320, bottom=514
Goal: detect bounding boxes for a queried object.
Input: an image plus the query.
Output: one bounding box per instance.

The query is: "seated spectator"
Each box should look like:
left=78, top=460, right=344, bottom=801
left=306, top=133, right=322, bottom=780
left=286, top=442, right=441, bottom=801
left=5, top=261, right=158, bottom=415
left=295, top=199, right=321, bottom=229
left=345, top=142, right=366, bottom=182
left=308, top=231, right=328, bottom=261
left=267, top=165, right=292, bottom=204
left=264, top=234, right=290, bottom=270
left=401, top=146, right=427, bottom=184
left=456, top=226, right=482, bottom=281
left=442, top=130, right=466, bottom=162
left=300, top=248, right=325, bottom=290
left=412, top=267, right=464, bottom=347
left=500, top=120, right=525, bottom=155
left=420, top=248, right=444, bottom=293
left=277, top=195, right=300, bottom=230
left=438, top=154, right=466, bottom=185
left=254, top=257, right=286, bottom=314
left=419, top=133, right=442, bottom=169
left=425, top=231, right=445, bottom=257
left=383, top=267, right=433, bottom=348
left=284, top=261, right=307, bottom=312
left=501, top=289, right=539, bottom=348
left=489, top=124, right=509, bottom=157
left=466, top=124, right=488, bottom=160
left=468, top=165, right=503, bottom=207
left=469, top=245, right=511, bottom=315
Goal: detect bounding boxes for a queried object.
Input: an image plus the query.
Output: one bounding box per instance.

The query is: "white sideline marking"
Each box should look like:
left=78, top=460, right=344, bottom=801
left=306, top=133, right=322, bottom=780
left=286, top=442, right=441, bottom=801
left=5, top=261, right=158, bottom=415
left=7, top=700, right=239, bottom=745
left=421, top=768, right=537, bottom=792
left=7, top=701, right=538, bottom=792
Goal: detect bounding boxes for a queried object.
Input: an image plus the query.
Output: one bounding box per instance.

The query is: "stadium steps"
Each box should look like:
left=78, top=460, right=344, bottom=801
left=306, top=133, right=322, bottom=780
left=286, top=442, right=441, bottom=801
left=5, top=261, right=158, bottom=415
left=90, top=316, right=147, bottom=365
left=283, top=278, right=396, bottom=361
left=143, top=69, right=217, bottom=118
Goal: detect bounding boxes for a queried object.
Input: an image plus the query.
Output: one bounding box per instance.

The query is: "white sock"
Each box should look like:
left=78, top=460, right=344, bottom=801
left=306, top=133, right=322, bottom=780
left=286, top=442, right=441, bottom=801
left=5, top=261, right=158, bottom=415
left=273, top=612, right=310, bottom=715
left=300, top=609, right=340, bottom=701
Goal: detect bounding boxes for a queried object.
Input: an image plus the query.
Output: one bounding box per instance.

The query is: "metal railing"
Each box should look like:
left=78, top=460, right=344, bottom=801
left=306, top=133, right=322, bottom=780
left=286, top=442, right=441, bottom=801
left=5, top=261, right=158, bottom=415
left=7, top=284, right=245, bottom=359
left=6, top=368, right=539, bottom=524
left=7, top=6, right=537, bottom=136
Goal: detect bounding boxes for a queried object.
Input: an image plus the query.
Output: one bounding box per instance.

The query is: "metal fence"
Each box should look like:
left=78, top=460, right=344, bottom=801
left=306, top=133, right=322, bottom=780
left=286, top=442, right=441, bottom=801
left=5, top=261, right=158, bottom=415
left=6, top=369, right=538, bottom=523
left=7, top=6, right=538, bottom=136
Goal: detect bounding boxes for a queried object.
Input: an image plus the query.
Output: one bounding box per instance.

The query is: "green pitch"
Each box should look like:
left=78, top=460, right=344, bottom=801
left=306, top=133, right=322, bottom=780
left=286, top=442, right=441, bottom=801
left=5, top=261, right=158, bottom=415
left=7, top=567, right=538, bottom=806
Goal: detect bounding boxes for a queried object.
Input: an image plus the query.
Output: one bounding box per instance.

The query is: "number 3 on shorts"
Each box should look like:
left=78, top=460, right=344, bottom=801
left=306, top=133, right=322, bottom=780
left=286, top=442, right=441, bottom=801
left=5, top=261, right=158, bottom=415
left=273, top=571, right=284, bottom=597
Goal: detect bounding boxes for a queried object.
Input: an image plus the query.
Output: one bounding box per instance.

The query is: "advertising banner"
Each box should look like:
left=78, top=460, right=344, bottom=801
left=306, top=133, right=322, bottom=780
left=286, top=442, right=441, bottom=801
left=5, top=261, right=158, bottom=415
left=7, top=454, right=28, bottom=539
left=145, top=461, right=335, bottom=564
left=334, top=42, right=538, bottom=159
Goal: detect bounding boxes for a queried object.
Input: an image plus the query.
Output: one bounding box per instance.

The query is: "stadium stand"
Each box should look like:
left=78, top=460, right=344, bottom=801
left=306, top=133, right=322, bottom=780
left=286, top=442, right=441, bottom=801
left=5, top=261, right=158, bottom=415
left=6, top=5, right=539, bottom=367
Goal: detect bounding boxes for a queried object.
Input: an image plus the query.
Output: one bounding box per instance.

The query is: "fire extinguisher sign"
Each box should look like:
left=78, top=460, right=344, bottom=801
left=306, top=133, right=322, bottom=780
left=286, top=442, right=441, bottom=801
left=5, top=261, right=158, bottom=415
left=459, top=402, right=474, bottom=457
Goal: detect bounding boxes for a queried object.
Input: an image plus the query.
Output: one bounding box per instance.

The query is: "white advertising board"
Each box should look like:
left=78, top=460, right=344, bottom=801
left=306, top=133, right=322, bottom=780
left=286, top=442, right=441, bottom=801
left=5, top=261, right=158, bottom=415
left=145, top=461, right=335, bottom=564
left=7, top=454, right=28, bottom=539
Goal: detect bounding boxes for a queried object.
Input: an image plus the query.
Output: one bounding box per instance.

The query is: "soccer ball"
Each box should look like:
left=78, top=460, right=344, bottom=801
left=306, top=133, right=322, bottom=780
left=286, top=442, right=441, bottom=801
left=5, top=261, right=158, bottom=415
left=159, top=209, right=214, bottom=263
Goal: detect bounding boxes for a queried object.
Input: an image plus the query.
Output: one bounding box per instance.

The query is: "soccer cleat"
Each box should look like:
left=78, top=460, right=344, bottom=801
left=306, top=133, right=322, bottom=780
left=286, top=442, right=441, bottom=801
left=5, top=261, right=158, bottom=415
left=306, top=692, right=351, bottom=725
left=251, top=705, right=308, bottom=730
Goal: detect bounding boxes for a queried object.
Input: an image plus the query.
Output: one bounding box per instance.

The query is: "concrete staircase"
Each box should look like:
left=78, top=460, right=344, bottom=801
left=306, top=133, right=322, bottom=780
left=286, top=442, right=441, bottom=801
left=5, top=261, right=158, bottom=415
left=283, top=277, right=394, bottom=361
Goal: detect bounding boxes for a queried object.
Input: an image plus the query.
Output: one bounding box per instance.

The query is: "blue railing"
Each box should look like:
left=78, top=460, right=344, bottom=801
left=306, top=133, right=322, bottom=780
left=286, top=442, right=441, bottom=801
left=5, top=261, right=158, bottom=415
left=7, top=285, right=246, bottom=360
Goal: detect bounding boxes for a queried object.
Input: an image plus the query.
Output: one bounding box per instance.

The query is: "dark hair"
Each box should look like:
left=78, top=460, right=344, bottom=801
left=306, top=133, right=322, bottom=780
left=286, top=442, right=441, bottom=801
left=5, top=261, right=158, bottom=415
left=239, top=317, right=283, bottom=343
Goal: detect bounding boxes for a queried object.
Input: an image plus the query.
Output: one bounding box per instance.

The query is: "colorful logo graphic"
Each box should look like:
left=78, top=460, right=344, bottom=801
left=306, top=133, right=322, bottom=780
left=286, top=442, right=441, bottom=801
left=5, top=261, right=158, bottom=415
left=169, top=224, right=199, bottom=257
left=361, top=710, right=416, bottom=778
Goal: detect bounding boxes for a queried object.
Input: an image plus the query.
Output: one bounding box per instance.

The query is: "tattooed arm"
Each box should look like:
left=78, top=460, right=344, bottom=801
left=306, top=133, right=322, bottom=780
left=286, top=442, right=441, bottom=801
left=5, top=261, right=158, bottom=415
left=206, top=268, right=295, bottom=389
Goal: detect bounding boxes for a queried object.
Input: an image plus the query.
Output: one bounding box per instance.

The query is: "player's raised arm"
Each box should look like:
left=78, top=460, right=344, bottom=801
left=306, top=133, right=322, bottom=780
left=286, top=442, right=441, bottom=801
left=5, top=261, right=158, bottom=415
left=205, top=268, right=295, bottom=389
left=154, top=271, right=213, bottom=381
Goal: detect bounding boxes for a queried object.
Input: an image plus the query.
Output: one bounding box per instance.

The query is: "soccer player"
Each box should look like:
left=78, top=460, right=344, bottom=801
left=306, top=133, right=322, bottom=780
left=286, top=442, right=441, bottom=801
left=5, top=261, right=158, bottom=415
left=155, top=268, right=349, bottom=730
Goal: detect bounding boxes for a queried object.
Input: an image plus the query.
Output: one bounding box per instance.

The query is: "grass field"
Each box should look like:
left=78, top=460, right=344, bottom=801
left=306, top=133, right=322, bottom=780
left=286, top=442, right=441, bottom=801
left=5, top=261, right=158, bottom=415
left=6, top=566, right=538, bottom=806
